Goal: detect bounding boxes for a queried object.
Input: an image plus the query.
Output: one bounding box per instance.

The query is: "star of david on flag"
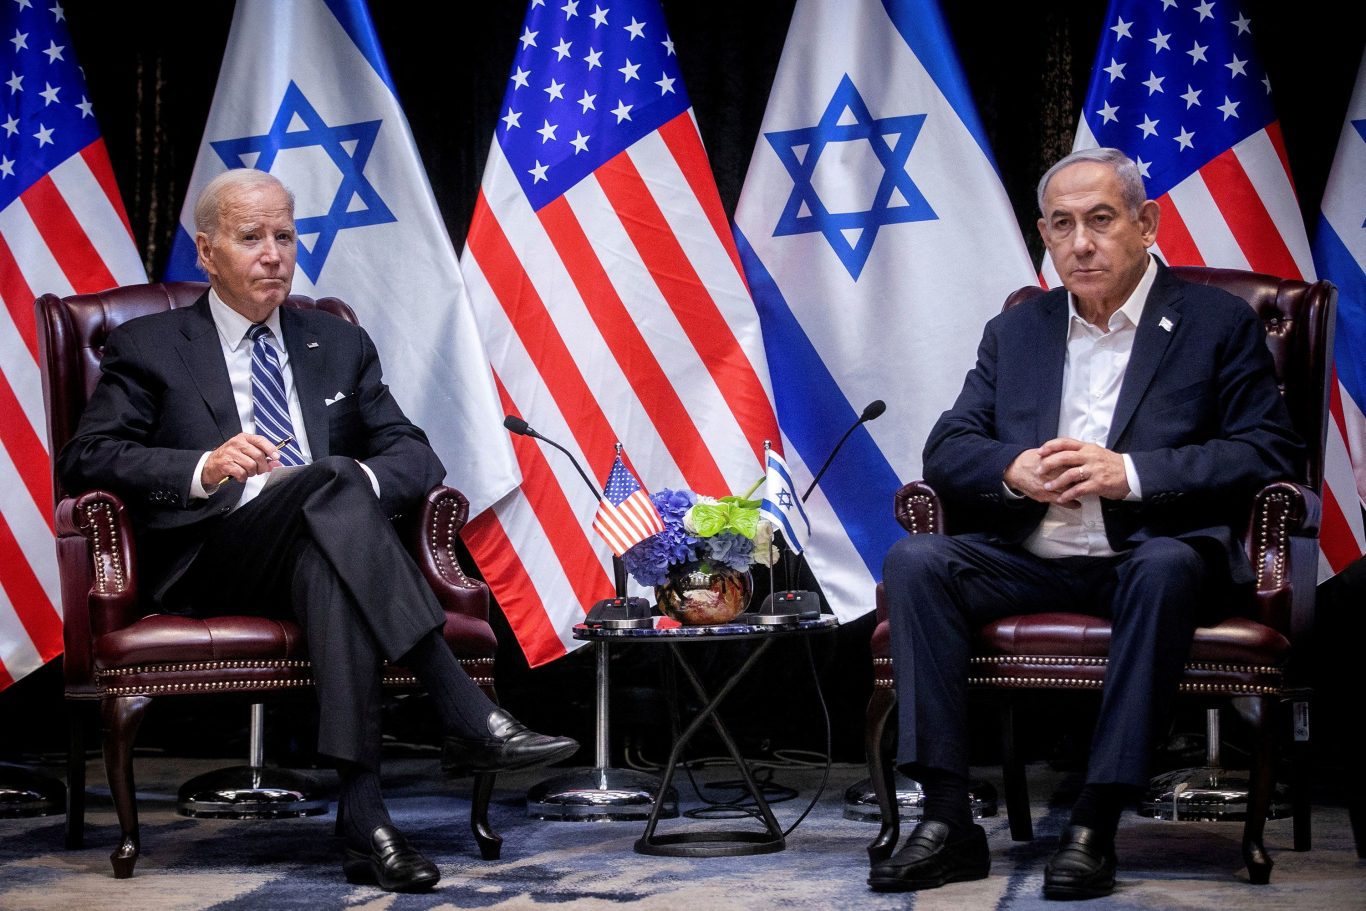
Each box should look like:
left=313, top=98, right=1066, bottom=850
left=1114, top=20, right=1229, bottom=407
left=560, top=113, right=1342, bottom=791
left=766, top=74, right=936, bottom=280
left=734, top=0, right=1035, bottom=624
left=208, top=82, right=395, bottom=282
left=164, top=0, right=517, bottom=526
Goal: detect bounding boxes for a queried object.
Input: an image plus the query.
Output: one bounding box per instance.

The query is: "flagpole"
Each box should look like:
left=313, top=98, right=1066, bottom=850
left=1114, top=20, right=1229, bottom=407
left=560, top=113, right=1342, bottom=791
left=524, top=439, right=677, bottom=822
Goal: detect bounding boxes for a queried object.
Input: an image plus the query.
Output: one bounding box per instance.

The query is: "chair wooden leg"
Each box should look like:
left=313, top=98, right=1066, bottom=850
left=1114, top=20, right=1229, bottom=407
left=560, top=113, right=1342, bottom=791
left=102, top=695, right=151, bottom=879
left=1000, top=696, right=1033, bottom=842
left=1241, top=695, right=1275, bottom=885
left=470, top=772, right=501, bottom=860
left=865, top=687, right=899, bottom=865
left=994, top=699, right=1027, bottom=841
left=65, top=706, right=87, bottom=850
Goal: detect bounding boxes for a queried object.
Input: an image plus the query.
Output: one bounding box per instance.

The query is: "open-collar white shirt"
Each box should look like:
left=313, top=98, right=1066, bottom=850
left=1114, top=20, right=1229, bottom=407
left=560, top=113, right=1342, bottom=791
left=1022, top=255, right=1154, bottom=559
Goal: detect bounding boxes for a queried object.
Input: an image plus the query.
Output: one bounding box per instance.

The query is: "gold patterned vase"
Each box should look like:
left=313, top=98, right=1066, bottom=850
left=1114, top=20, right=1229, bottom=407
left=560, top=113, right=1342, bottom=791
left=654, top=565, right=753, bottom=625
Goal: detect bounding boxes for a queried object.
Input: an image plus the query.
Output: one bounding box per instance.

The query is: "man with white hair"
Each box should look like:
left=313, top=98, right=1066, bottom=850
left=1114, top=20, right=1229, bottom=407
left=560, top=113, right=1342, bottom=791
left=871, top=148, right=1303, bottom=899
left=60, top=168, right=577, bottom=893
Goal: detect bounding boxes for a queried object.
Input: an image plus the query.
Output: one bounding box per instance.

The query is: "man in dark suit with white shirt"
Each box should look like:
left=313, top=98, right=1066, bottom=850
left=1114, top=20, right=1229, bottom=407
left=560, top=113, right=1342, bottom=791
left=58, top=168, right=577, bottom=893
left=868, top=148, right=1303, bottom=900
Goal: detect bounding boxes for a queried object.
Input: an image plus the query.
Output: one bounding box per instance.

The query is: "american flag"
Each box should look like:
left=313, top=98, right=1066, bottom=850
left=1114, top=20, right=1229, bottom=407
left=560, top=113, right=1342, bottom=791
left=1060, top=0, right=1365, bottom=576
left=0, top=3, right=145, bottom=689
left=460, top=0, right=779, bottom=665
left=592, top=454, right=663, bottom=557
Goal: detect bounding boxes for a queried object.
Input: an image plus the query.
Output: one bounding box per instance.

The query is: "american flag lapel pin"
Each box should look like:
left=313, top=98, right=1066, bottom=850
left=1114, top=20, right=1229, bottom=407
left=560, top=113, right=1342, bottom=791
left=307, top=341, right=319, bottom=349
left=1159, top=317, right=1174, bottom=333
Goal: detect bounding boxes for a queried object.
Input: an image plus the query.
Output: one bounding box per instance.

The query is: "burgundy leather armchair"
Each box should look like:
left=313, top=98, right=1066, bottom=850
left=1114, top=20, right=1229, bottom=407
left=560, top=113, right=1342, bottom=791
left=865, top=266, right=1335, bottom=885
left=36, top=281, right=503, bottom=878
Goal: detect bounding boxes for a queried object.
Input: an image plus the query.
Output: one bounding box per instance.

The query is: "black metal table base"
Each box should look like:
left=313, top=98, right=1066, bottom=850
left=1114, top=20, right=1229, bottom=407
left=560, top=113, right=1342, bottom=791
left=635, top=829, right=785, bottom=857
left=635, top=638, right=786, bottom=857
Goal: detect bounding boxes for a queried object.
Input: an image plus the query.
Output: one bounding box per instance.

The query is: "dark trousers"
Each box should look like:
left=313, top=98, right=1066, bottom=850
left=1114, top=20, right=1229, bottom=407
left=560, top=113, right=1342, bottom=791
left=883, top=532, right=1209, bottom=788
left=174, top=457, right=448, bottom=769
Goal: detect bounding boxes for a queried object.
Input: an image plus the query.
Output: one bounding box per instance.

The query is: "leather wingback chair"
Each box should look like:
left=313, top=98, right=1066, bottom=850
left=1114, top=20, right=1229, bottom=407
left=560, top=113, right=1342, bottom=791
left=36, top=281, right=503, bottom=878
left=865, top=266, right=1335, bottom=885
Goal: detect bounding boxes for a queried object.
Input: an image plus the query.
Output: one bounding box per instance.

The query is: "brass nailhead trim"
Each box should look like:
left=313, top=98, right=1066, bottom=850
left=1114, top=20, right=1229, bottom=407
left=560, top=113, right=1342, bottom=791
left=83, top=501, right=126, bottom=594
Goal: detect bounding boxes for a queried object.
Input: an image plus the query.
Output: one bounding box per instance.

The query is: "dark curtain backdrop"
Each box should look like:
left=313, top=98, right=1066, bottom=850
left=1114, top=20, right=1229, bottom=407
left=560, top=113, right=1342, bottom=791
left=8, top=2, right=1356, bottom=763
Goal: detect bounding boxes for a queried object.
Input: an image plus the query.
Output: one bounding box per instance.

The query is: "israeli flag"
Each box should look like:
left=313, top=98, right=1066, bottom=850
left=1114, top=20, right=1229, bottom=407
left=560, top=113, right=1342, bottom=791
left=760, top=448, right=811, bottom=556
left=164, top=0, right=517, bottom=516
left=734, top=0, right=1036, bottom=621
left=1311, top=48, right=1366, bottom=540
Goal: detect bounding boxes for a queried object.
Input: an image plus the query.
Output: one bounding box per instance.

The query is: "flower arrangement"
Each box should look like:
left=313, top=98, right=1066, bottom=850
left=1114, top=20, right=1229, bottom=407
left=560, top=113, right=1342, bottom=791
left=621, top=487, right=778, bottom=588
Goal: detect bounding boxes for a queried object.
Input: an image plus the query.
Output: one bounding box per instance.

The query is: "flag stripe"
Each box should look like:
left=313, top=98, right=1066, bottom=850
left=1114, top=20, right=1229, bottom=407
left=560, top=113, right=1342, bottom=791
left=658, top=113, right=749, bottom=288
left=467, top=193, right=621, bottom=484
left=1152, top=191, right=1205, bottom=267
left=595, top=144, right=772, bottom=466
left=0, top=233, right=38, bottom=361
left=0, top=509, right=60, bottom=651
left=463, top=510, right=570, bottom=667
left=1201, top=149, right=1302, bottom=280
left=537, top=193, right=727, bottom=493
left=1234, top=130, right=1315, bottom=280
left=1165, top=172, right=1252, bottom=270
left=0, top=372, right=54, bottom=531
left=79, top=140, right=136, bottom=240
left=493, top=370, right=614, bottom=612
left=21, top=176, right=119, bottom=294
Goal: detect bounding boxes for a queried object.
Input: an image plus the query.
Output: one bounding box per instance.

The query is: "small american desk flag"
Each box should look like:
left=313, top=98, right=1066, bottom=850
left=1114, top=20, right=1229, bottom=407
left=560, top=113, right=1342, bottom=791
left=592, top=455, right=663, bottom=557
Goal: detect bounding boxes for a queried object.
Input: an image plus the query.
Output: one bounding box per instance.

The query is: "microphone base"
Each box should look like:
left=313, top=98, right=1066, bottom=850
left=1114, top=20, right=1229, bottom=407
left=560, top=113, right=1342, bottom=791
left=738, top=590, right=821, bottom=626
left=583, top=596, right=655, bottom=629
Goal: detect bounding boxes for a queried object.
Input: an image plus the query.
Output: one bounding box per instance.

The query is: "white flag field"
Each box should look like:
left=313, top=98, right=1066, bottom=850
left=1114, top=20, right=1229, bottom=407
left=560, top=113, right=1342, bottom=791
left=164, top=0, right=517, bottom=518
left=734, top=0, right=1036, bottom=621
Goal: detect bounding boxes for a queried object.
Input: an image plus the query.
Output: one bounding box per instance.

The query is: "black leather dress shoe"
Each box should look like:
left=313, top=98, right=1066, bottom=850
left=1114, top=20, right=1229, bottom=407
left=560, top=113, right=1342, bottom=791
left=1043, top=825, right=1117, bottom=900
left=342, top=825, right=440, bottom=893
left=867, top=820, right=990, bottom=892
left=441, top=707, right=578, bottom=775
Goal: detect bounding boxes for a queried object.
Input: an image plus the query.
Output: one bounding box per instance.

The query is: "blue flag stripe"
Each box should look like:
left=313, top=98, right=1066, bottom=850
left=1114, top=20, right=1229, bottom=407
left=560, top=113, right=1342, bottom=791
left=880, top=0, right=999, bottom=176
left=736, top=225, right=905, bottom=579
left=321, top=0, right=397, bottom=96
left=1313, top=216, right=1366, bottom=411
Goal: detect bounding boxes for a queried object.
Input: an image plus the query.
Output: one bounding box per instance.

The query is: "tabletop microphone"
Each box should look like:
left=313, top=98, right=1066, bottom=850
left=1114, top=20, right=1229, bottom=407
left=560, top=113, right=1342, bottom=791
left=502, top=415, right=650, bottom=624
left=802, top=399, right=886, bottom=502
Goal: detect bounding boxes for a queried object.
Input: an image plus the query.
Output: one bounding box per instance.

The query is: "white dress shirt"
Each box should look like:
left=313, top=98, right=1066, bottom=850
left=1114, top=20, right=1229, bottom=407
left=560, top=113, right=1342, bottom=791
left=188, top=290, right=377, bottom=508
left=1021, top=256, right=1155, bottom=559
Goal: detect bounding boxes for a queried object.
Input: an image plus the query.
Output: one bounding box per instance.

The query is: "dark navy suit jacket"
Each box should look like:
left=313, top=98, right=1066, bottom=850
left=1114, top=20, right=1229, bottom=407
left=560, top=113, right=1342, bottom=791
left=922, top=261, right=1304, bottom=585
left=57, top=293, right=445, bottom=604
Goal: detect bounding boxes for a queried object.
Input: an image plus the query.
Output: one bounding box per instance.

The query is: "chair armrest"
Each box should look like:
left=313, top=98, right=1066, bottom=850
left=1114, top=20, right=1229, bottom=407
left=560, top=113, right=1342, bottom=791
left=55, top=490, right=140, bottom=693
left=405, top=485, right=490, bottom=623
left=1245, top=481, right=1320, bottom=670
left=894, top=481, right=943, bottom=536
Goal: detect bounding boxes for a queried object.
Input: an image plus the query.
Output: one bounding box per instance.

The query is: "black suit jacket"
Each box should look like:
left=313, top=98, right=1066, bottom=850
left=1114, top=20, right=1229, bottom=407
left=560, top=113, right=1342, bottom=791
left=922, top=261, right=1304, bottom=584
left=57, top=293, right=445, bottom=603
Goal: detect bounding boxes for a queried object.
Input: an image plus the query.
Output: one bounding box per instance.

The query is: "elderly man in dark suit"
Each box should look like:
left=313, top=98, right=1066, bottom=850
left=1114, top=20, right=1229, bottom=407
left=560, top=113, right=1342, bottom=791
left=58, top=168, right=577, bottom=893
left=868, top=148, right=1303, bottom=900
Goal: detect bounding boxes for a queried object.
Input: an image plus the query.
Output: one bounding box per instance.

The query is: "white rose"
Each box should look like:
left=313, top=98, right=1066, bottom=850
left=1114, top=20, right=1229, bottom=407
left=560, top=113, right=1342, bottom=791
left=753, top=520, right=779, bottom=566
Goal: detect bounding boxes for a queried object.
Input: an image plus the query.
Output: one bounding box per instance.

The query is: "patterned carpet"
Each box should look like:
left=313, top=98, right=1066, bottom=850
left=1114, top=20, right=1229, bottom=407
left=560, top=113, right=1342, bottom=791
left=0, top=755, right=1361, bottom=910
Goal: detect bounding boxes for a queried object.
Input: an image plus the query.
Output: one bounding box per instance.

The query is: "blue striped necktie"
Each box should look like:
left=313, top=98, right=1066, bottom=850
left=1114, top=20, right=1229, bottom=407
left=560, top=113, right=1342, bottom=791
left=247, top=324, right=304, bottom=467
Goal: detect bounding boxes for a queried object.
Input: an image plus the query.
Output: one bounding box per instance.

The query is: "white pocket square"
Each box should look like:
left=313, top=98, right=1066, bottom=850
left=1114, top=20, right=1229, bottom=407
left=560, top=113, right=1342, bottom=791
left=325, top=391, right=348, bottom=406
